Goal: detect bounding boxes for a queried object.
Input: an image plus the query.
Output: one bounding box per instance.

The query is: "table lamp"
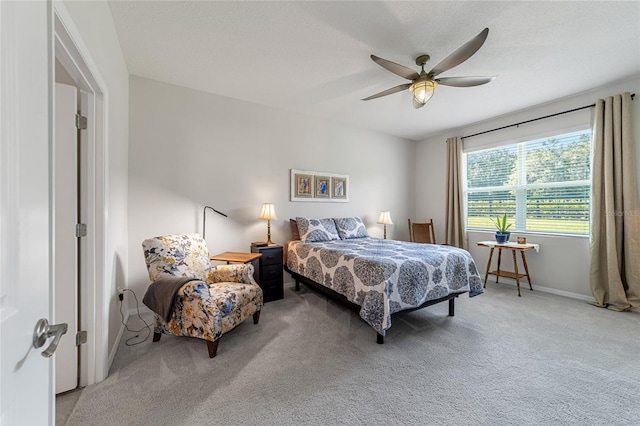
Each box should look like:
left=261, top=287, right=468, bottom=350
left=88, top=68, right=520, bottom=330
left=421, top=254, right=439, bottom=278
left=377, top=211, right=393, bottom=239
left=258, top=203, right=277, bottom=245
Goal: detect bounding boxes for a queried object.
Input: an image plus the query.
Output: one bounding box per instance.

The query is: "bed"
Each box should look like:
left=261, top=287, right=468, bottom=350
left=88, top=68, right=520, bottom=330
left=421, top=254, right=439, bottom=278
left=284, top=217, right=483, bottom=343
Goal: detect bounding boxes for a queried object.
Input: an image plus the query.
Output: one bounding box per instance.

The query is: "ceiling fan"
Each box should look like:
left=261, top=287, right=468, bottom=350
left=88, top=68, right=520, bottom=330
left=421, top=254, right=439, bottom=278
left=362, top=28, right=496, bottom=109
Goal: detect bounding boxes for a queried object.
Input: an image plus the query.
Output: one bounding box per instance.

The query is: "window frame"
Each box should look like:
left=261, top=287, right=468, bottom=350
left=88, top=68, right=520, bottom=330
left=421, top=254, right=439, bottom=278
left=462, top=129, right=592, bottom=237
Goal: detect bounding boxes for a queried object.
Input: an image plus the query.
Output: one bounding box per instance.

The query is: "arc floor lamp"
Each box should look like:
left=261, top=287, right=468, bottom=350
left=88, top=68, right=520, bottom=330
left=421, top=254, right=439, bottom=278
left=203, top=206, right=227, bottom=239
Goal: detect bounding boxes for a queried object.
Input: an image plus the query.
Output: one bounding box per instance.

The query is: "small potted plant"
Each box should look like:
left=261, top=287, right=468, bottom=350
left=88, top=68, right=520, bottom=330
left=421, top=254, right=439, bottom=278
left=492, top=214, right=512, bottom=244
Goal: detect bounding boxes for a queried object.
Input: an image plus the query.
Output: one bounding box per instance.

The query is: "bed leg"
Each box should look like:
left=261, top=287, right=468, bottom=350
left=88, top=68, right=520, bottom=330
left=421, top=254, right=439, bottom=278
left=448, top=298, right=455, bottom=316
left=376, top=333, right=384, bottom=344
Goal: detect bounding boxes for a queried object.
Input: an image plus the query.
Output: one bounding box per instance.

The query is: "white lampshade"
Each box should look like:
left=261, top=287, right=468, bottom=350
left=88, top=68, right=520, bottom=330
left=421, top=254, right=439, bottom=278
left=409, top=80, right=437, bottom=109
left=258, top=203, right=277, bottom=221
left=377, top=211, right=393, bottom=225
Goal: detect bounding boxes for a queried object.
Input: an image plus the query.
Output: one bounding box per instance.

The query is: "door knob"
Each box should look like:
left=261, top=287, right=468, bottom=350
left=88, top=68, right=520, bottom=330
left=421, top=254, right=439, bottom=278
left=33, top=318, right=68, bottom=358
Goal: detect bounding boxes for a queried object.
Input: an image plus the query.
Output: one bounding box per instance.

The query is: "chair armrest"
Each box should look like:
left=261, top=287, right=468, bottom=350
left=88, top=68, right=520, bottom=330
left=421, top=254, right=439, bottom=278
left=180, top=280, right=213, bottom=301
left=210, top=263, right=258, bottom=285
left=173, top=280, right=223, bottom=341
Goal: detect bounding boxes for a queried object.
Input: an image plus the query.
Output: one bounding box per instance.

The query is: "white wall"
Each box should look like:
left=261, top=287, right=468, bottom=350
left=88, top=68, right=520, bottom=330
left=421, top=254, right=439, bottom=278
left=61, top=1, right=129, bottom=376
left=416, top=77, right=640, bottom=300
left=127, top=76, right=415, bottom=298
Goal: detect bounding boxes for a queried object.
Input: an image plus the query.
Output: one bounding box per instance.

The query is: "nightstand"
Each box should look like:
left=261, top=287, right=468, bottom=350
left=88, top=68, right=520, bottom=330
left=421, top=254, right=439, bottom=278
left=250, top=243, right=283, bottom=303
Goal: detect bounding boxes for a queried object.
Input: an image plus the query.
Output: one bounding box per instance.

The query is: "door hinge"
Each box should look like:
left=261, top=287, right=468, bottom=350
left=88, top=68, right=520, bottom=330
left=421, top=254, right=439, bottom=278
left=76, top=330, right=87, bottom=346
left=75, top=223, right=87, bottom=238
left=75, top=113, right=87, bottom=130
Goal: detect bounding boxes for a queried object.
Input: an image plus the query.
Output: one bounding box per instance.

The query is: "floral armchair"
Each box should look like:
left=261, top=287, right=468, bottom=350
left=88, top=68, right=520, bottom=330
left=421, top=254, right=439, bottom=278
left=142, top=233, right=263, bottom=358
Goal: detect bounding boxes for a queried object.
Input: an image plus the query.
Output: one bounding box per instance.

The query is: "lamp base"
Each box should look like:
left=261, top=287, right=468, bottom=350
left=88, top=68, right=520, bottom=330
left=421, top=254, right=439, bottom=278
left=251, top=241, right=269, bottom=247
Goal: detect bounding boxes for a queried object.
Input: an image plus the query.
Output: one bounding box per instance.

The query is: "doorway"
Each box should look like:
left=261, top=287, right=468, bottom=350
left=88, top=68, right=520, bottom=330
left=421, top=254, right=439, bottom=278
left=53, top=4, right=108, bottom=390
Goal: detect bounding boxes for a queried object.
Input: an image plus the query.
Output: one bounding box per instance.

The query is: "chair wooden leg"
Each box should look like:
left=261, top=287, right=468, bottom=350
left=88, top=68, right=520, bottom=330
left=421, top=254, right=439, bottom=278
left=253, top=310, right=261, bottom=324
left=207, top=338, right=220, bottom=358
left=153, top=332, right=162, bottom=342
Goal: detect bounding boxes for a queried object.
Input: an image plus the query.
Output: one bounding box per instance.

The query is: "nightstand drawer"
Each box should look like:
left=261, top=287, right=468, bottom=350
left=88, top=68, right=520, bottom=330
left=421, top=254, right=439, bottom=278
left=260, top=249, right=282, bottom=266
left=261, top=280, right=284, bottom=302
left=263, top=264, right=283, bottom=281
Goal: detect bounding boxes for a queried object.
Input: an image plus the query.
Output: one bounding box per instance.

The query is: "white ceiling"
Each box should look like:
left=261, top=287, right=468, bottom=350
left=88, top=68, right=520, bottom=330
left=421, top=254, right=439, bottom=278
left=107, top=1, right=640, bottom=141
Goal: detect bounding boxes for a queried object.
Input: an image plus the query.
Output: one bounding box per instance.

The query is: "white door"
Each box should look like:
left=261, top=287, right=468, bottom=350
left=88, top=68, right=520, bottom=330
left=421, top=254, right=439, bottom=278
left=55, top=82, right=79, bottom=394
left=0, top=1, right=56, bottom=425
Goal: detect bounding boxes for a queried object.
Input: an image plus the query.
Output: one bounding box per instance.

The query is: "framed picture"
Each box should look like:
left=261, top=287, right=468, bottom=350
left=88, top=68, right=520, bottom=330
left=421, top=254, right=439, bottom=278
left=293, top=172, right=313, bottom=199
left=331, top=176, right=347, bottom=200
left=290, top=169, right=349, bottom=202
left=315, top=176, right=330, bottom=198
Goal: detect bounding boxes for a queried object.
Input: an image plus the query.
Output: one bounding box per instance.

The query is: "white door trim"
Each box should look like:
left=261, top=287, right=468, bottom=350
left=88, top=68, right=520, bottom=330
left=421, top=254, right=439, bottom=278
left=53, top=2, right=109, bottom=385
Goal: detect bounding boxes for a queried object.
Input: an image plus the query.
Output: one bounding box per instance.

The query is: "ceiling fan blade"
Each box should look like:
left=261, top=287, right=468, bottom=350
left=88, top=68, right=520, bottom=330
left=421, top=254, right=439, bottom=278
left=361, top=83, right=412, bottom=101
left=370, top=55, right=420, bottom=81
left=428, top=28, right=489, bottom=78
left=436, top=76, right=496, bottom=87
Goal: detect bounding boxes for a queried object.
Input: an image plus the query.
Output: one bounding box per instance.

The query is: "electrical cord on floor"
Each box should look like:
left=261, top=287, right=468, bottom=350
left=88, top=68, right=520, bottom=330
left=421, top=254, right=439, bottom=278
left=118, top=288, right=153, bottom=346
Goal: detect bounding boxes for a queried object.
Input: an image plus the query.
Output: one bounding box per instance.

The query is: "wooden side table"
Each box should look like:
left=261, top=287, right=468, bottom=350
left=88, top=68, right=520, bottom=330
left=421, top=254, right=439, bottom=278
left=250, top=244, right=284, bottom=303
left=477, top=241, right=538, bottom=297
left=210, top=251, right=262, bottom=264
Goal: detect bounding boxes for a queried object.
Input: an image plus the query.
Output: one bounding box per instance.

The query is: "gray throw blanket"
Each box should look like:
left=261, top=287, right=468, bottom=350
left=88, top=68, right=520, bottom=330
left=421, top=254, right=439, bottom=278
left=143, top=276, right=200, bottom=322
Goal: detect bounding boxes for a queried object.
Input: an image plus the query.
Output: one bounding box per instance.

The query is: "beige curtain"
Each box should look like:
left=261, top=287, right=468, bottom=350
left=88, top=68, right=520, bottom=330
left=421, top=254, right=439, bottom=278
left=589, top=92, right=640, bottom=311
left=445, top=136, right=467, bottom=249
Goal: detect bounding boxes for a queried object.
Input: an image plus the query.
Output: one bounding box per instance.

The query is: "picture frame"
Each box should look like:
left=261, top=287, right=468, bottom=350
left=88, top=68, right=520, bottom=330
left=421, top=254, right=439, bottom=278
left=331, top=176, right=347, bottom=199
left=290, top=169, right=349, bottom=202
left=314, top=176, right=331, bottom=198
left=293, top=172, right=314, bottom=199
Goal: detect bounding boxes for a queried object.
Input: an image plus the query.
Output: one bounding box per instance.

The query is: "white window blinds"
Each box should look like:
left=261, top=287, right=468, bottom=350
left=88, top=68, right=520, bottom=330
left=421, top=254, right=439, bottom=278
left=464, top=129, right=591, bottom=235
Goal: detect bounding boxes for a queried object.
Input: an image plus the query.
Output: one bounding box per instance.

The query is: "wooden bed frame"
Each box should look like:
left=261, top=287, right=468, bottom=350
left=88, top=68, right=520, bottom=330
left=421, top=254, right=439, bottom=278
left=284, top=265, right=463, bottom=344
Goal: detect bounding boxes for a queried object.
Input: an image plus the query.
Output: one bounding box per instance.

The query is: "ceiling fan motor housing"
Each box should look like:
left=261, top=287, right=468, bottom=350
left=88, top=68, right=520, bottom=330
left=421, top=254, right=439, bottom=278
left=415, top=54, right=430, bottom=67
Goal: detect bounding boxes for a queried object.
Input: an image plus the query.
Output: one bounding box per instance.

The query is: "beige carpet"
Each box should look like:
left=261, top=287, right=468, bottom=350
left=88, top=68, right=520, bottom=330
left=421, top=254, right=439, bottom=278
left=62, top=282, right=640, bottom=425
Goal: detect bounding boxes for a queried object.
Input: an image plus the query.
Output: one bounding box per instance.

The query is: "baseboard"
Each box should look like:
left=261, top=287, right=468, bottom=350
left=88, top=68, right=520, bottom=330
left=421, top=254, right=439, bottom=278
left=108, top=296, right=155, bottom=373
left=108, top=308, right=129, bottom=372
left=533, top=285, right=595, bottom=302
left=487, top=279, right=595, bottom=302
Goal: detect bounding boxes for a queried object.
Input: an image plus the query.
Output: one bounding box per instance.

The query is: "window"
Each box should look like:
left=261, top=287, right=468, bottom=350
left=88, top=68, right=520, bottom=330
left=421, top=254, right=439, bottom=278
left=464, top=130, right=591, bottom=235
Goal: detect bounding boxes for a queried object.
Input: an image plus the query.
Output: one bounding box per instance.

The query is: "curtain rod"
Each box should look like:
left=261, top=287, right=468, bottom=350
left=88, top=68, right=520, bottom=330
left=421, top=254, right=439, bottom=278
left=461, top=93, right=635, bottom=140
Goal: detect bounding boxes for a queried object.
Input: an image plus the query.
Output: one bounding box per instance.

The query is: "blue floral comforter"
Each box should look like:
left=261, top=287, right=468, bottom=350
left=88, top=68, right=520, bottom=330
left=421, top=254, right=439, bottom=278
left=286, top=238, right=483, bottom=335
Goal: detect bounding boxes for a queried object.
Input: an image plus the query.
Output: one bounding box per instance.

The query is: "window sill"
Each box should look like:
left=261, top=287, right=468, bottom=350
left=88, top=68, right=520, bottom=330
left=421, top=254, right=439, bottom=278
left=466, top=229, right=589, bottom=239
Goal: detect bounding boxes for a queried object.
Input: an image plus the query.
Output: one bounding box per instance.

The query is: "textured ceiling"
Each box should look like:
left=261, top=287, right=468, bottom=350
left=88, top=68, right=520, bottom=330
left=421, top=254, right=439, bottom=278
left=107, top=1, right=640, bottom=141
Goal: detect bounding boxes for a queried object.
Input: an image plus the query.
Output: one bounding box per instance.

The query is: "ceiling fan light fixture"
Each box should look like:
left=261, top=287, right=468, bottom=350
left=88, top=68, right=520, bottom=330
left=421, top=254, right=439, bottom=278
left=409, top=80, right=437, bottom=108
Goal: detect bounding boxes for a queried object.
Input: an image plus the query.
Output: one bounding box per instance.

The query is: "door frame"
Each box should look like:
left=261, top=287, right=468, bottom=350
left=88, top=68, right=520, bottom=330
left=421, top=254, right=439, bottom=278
left=53, top=3, right=108, bottom=385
